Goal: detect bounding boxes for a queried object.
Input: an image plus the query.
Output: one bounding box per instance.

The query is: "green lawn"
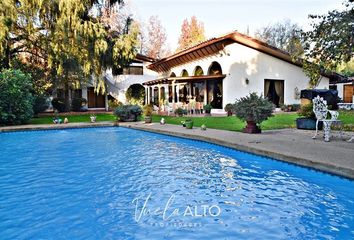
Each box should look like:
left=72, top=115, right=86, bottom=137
left=28, top=110, right=354, bottom=132
left=152, top=110, right=354, bottom=132
left=29, top=113, right=116, bottom=124
left=152, top=113, right=298, bottom=132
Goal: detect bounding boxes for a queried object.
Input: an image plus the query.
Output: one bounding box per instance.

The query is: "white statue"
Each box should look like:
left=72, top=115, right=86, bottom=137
left=160, top=118, right=165, bottom=125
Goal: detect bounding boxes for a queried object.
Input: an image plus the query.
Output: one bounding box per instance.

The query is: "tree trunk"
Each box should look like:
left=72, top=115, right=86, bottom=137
left=64, top=81, right=71, bottom=112
left=1, top=44, right=11, bottom=69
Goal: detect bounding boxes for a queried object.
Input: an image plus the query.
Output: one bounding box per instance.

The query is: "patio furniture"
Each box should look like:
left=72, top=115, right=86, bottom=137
left=165, top=104, right=174, bottom=116
left=312, top=95, right=342, bottom=142
left=153, top=105, right=159, bottom=113
left=195, top=102, right=202, bottom=114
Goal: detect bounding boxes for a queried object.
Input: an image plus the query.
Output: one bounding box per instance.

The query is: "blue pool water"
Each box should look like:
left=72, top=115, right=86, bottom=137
left=0, top=127, right=353, bottom=239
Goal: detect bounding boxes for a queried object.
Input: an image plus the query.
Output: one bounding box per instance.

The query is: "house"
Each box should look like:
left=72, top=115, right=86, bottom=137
left=143, top=31, right=330, bottom=112
left=52, top=54, right=157, bottom=111
left=329, top=73, right=353, bottom=104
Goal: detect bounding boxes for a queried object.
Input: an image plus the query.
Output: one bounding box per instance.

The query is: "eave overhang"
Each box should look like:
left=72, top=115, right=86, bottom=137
left=142, top=74, right=226, bottom=86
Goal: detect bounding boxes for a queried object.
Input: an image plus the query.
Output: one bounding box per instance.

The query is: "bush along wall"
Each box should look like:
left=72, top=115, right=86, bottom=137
left=0, top=69, right=34, bottom=125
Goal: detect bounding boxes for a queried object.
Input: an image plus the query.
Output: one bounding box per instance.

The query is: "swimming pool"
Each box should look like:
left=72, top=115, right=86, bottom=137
left=0, top=127, right=353, bottom=239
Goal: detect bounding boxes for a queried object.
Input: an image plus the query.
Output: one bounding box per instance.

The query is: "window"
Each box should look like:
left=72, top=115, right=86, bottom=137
left=264, top=79, right=284, bottom=107
left=123, top=66, right=143, bottom=75
left=194, top=66, right=204, bottom=76
left=208, top=62, right=222, bottom=75
left=181, top=69, right=189, bottom=77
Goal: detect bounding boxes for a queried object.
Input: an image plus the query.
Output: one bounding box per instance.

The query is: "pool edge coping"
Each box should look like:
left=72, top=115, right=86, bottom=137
left=0, top=121, right=118, bottom=132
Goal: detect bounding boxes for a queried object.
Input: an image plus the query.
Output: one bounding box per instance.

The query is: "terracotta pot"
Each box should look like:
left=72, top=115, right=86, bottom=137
left=144, top=116, right=152, bottom=123
left=243, top=120, right=261, bottom=134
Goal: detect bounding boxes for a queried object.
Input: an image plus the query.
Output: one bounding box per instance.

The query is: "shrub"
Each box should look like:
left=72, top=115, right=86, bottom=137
left=0, top=69, right=34, bottom=125
left=175, top=107, right=186, bottom=117
left=233, top=92, right=274, bottom=124
left=125, top=84, right=145, bottom=105
left=203, top=104, right=212, bottom=114
left=71, top=97, right=87, bottom=112
left=108, top=99, right=123, bottom=110
left=143, top=104, right=153, bottom=116
left=298, top=103, right=315, bottom=119
left=291, top=104, right=301, bottom=111
left=114, top=104, right=142, bottom=122
left=51, top=98, right=66, bottom=112
left=281, top=104, right=301, bottom=112
left=33, top=94, right=49, bottom=116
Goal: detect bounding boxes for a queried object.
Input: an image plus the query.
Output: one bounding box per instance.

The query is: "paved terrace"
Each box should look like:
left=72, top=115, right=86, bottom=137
left=1, top=121, right=353, bottom=179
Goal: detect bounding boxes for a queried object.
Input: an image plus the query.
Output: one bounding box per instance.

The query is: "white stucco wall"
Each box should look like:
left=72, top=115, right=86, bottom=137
left=164, top=42, right=329, bottom=107
left=333, top=83, right=345, bottom=101
left=105, top=62, right=158, bottom=103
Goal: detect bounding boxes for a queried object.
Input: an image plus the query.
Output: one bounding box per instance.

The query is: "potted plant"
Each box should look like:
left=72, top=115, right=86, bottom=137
left=296, top=103, right=322, bottom=130
left=143, top=104, right=153, bottom=123
left=185, top=119, right=194, bottom=129
left=203, top=104, right=212, bottom=116
left=233, top=92, right=274, bottom=133
left=114, top=104, right=142, bottom=122
left=224, top=103, right=234, bottom=116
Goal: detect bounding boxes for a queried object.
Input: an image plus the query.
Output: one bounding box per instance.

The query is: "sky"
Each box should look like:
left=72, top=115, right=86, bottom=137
left=127, top=0, right=344, bottom=50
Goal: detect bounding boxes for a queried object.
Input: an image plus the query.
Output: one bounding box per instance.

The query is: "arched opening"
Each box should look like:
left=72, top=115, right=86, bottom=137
left=208, top=62, right=222, bottom=75
left=193, top=66, right=204, bottom=76
left=170, top=72, right=176, bottom=77
left=206, top=62, right=223, bottom=109
left=181, top=69, right=189, bottom=77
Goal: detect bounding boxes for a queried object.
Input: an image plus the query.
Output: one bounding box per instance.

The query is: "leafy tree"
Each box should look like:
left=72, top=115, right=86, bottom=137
left=125, top=84, right=145, bottom=105
left=177, top=16, right=206, bottom=51
left=140, top=15, right=169, bottom=59
left=337, top=59, right=354, bottom=77
left=301, top=0, right=354, bottom=87
left=33, top=94, right=49, bottom=116
left=255, top=19, right=304, bottom=56
left=0, top=0, right=139, bottom=111
left=0, top=69, right=34, bottom=125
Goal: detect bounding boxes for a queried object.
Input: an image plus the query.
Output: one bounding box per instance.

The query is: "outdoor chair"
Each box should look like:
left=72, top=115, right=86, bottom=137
left=312, top=95, right=342, bottom=141
left=165, top=104, right=174, bottom=116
